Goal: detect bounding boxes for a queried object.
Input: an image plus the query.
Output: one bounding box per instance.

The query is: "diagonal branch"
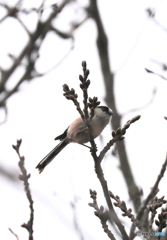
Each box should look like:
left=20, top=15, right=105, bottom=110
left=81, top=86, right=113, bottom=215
left=99, top=115, right=141, bottom=162
left=93, top=159, right=129, bottom=240
left=0, top=0, right=90, bottom=110
left=145, top=68, right=167, bottom=81
left=122, top=88, right=157, bottom=116
left=8, top=228, right=19, bottom=240
left=0, top=0, right=72, bottom=101
left=109, top=192, right=144, bottom=232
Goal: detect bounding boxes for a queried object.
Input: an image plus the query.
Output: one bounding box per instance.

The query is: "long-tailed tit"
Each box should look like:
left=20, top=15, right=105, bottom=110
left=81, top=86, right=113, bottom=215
left=36, top=106, right=113, bottom=173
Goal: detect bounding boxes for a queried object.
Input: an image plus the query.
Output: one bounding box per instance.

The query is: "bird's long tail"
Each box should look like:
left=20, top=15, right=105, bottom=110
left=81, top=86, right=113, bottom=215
left=36, top=138, right=69, bottom=173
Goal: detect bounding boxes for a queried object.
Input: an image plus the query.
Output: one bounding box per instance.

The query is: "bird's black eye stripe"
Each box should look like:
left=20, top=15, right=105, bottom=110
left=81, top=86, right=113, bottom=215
left=97, top=106, right=109, bottom=112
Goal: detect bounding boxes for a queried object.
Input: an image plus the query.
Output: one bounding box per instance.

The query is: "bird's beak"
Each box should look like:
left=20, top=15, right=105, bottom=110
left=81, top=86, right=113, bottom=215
left=108, top=108, right=113, bottom=115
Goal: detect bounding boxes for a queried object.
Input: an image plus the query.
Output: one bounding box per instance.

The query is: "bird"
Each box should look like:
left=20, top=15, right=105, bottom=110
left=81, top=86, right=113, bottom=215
left=36, top=106, right=113, bottom=173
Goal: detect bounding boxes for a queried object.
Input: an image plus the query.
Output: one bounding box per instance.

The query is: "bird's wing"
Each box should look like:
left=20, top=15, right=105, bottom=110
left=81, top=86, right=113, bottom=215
left=54, top=127, right=69, bottom=141
left=76, top=127, right=89, bottom=136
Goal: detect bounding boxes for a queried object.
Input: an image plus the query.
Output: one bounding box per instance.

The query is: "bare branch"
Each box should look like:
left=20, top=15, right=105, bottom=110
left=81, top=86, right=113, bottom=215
left=63, top=83, right=85, bottom=121
left=109, top=192, right=144, bottom=232
left=0, top=3, right=19, bottom=24
left=8, top=228, right=19, bottom=240
left=145, top=68, right=167, bottom=81
left=39, top=44, right=74, bottom=76
left=130, top=155, right=167, bottom=239
left=12, top=139, right=34, bottom=240
left=16, top=16, right=32, bottom=37
left=89, top=189, right=117, bottom=240
left=99, top=115, right=141, bottom=162
left=88, top=0, right=141, bottom=212
left=50, top=26, right=74, bottom=39
left=147, top=8, right=167, bottom=33
left=91, top=116, right=140, bottom=240
left=149, top=196, right=167, bottom=232
left=122, top=88, right=157, bottom=116
left=0, top=0, right=73, bottom=107
left=70, top=200, right=84, bottom=240
left=64, top=61, right=130, bottom=240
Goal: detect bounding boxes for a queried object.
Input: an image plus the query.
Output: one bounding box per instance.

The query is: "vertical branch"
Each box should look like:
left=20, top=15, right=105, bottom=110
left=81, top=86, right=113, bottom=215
left=89, top=190, right=117, bottom=240
left=81, top=61, right=90, bottom=120
left=94, top=161, right=130, bottom=240
left=79, top=61, right=99, bottom=155
left=88, top=0, right=141, bottom=212
left=12, top=139, right=34, bottom=240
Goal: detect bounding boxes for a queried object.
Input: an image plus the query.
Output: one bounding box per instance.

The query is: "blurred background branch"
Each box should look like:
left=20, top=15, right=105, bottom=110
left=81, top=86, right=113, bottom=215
left=87, top=0, right=141, bottom=212
left=0, top=0, right=87, bottom=108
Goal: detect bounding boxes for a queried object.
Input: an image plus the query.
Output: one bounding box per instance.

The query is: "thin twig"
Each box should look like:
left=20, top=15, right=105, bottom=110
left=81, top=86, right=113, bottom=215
left=16, top=16, right=32, bottom=37
left=99, top=115, right=141, bottom=162
left=89, top=189, right=116, bottom=240
left=145, top=68, right=167, bottom=81
left=38, top=44, right=74, bottom=76
left=109, top=192, right=144, bottom=232
left=79, top=61, right=100, bottom=158
left=149, top=196, right=167, bottom=240
left=70, top=200, right=84, bottom=240
left=8, top=228, right=19, bottom=240
left=122, top=88, right=157, bottom=116
left=81, top=61, right=89, bottom=120
left=63, top=83, right=85, bottom=121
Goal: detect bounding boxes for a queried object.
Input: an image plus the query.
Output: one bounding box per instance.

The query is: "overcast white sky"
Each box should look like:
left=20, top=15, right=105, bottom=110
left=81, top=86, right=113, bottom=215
left=1, top=0, right=167, bottom=239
